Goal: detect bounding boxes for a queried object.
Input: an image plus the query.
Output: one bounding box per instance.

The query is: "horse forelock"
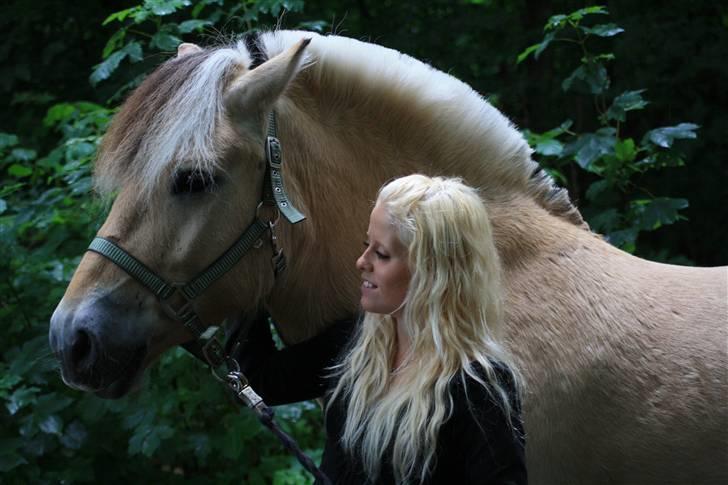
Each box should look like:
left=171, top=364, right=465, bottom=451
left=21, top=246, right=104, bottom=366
left=94, top=43, right=253, bottom=200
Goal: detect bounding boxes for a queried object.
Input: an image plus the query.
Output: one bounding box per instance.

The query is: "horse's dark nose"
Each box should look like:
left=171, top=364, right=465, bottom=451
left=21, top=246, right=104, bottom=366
left=50, top=297, right=149, bottom=397
left=69, top=328, right=98, bottom=374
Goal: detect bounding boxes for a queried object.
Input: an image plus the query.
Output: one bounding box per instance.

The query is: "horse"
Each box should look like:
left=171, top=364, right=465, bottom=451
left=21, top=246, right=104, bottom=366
left=49, top=31, right=727, bottom=484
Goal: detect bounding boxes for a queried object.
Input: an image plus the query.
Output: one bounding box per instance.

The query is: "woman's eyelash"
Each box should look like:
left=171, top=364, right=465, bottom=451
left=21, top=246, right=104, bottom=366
left=364, top=241, right=389, bottom=259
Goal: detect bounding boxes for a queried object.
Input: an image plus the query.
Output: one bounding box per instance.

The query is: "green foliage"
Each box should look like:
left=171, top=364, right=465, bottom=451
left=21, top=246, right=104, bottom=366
left=519, top=6, right=697, bottom=254
left=92, top=0, right=311, bottom=97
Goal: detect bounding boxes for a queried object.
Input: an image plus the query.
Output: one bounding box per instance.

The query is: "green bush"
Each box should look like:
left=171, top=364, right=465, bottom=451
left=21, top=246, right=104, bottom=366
left=518, top=6, right=696, bottom=258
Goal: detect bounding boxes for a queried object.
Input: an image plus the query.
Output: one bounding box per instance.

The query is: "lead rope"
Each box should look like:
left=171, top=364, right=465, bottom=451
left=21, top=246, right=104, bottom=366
left=196, top=328, right=331, bottom=485
left=223, top=369, right=332, bottom=485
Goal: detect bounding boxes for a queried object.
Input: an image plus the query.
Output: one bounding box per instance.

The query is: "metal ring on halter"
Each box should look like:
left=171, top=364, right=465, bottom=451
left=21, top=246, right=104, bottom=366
left=256, top=201, right=280, bottom=227
left=209, top=356, right=241, bottom=382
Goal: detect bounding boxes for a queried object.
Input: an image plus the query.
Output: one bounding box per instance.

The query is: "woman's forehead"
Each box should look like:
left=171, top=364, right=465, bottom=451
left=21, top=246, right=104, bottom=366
left=368, top=205, right=406, bottom=251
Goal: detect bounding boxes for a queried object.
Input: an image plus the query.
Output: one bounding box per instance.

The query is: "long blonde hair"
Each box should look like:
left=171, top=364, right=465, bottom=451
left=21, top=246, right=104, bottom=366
left=329, top=174, right=523, bottom=483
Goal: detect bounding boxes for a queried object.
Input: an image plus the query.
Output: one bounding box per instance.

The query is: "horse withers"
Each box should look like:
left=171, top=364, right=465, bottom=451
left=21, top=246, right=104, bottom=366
left=49, top=32, right=728, bottom=484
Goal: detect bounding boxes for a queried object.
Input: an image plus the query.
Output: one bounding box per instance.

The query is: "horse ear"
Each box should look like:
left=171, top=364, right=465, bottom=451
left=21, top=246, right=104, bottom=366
left=177, top=43, right=202, bottom=57
left=225, top=38, right=311, bottom=134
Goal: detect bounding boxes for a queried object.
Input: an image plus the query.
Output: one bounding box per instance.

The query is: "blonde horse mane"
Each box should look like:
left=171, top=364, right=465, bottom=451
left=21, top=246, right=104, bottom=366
left=95, top=30, right=585, bottom=227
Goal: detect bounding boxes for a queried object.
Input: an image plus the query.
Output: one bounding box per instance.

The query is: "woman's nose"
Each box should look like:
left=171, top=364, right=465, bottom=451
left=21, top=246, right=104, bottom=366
left=356, top=251, right=370, bottom=271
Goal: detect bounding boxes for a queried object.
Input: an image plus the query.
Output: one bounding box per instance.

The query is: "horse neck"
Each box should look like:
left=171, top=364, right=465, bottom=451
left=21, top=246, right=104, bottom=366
left=266, top=57, right=593, bottom=342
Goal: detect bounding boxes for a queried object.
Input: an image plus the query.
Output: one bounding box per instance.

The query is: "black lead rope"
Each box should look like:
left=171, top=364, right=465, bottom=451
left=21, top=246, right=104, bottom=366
left=223, top=367, right=332, bottom=485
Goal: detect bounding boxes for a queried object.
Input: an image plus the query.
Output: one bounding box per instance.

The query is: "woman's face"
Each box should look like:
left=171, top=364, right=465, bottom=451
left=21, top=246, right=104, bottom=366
left=356, top=204, right=411, bottom=320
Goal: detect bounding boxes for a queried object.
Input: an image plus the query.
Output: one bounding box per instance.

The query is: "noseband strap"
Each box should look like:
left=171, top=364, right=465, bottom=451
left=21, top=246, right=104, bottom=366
left=88, top=217, right=268, bottom=308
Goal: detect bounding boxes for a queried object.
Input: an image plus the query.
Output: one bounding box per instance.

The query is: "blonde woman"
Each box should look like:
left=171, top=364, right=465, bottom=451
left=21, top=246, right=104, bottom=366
left=244, top=174, right=526, bottom=484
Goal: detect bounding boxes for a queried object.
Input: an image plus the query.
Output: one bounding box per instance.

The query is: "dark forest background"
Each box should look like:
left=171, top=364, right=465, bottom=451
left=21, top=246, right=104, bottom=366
left=1, top=1, right=725, bottom=483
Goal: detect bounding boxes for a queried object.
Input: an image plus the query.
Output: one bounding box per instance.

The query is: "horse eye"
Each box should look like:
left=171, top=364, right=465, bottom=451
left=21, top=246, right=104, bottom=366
left=171, top=169, right=218, bottom=195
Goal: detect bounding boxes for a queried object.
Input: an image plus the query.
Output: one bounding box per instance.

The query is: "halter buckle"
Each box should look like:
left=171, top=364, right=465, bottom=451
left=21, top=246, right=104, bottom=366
left=256, top=201, right=280, bottom=227
left=159, top=284, right=206, bottom=337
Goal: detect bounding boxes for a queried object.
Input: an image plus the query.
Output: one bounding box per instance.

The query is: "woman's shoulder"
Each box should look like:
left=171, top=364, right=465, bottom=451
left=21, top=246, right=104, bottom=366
left=448, top=359, right=521, bottom=415
left=454, top=360, right=517, bottom=391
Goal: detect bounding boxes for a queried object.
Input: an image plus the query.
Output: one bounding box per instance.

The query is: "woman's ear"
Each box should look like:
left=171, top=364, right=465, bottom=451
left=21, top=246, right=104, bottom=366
left=224, top=38, right=311, bottom=135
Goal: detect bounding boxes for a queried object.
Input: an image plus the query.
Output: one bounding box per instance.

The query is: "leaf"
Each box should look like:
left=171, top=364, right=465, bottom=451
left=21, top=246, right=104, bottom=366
left=10, top=148, right=37, bottom=162
left=89, top=51, right=126, bottom=86
left=632, top=197, right=689, bottom=230
left=66, top=140, right=96, bottom=161
left=567, top=6, right=608, bottom=22
left=605, top=90, right=648, bottom=122
left=0, top=133, right=18, bottom=150
left=89, top=42, right=143, bottom=86
left=562, top=63, right=610, bottom=94
left=517, top=43, right=540, bottom=64
left=643, top=123, right=699, bottom=148
left=524, top=120, right=572, bottom=157
left=188, top=433, right=211, bottom=460
left=102, top=29, right=127, bottom=59
left=564, top=130, right=615, bottom=170
left=544, top=14, right=567, bottom=31
left=517, top=32, right=555, bottom=63
left=0, top=372, right=21, bottom=392
left=39, top=414, right=63, bottom=435
left=582, top=23, right=624, bottom=37
left=585, top=180, right=610, bottom=202
left=0, top=451, right=27, bottom=473
left=606, top=227, right=638, bottom=251
left=124, top=42, right=144, bottom=62
left=191, top=2, right=206, bottom=17
left=60, top=421, right=88, bottom=450
left=102, top=7, right=138, bottom=25
left=43, top=103, right=77, bottom=127
left=615, top=138, right=637, bottom=162
left=128, top=424, right=174, bottom=457
left=144, top=0, right=191, bottom=16
left=178, top=19, right=211, bottom=33
left=8, top=163, right=33, bottom=177
left=150, top=32, right=183, bottom=51
left=33, top=393, right=73, bottom=417
left=534, top=138, right=564, bottom=156
left=6, top=387, right=40, bottom=415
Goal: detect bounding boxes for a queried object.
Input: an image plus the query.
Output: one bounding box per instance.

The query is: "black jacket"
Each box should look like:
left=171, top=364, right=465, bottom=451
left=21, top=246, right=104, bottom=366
left=244, top=318, right=527, bottom=484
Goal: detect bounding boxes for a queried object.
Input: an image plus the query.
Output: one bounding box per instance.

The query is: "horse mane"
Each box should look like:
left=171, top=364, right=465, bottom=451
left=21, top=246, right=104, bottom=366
left=95, top=30, right=585, bottom=227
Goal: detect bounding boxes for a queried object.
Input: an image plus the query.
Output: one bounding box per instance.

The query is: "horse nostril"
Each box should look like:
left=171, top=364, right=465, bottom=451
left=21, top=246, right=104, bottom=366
left=70, top=329, right=96, bottom=372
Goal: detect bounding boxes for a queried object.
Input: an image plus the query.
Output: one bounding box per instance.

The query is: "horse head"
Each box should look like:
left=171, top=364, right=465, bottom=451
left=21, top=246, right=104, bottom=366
left=49, top=39, right=313, bottom=398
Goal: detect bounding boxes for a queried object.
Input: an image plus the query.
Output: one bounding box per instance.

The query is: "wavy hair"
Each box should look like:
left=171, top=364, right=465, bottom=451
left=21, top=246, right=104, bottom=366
left=328, top=174, right=524, bottom=483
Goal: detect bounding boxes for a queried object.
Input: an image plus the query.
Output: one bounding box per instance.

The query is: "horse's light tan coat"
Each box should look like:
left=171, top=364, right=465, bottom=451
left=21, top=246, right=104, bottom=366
left=61, top=31, right=727, bottom=484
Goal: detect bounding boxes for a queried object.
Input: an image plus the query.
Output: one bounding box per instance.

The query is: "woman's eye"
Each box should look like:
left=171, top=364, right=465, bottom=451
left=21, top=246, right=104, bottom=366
left=376, top=251, right=389, bottom=260
left=171, top=169, right=218, bottom=195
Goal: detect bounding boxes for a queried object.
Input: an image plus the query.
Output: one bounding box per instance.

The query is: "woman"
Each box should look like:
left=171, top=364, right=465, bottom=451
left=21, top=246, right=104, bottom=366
left=244, top=174, right=526, bottom=484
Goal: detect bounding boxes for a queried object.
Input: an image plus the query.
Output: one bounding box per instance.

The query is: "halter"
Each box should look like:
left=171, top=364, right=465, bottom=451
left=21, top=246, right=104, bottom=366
left=87, top=110, right=304, bottom=366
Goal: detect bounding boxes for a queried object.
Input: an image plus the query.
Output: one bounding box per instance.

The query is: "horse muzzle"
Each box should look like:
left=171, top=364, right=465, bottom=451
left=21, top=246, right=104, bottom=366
left=49, top=294, right=148, bottom=399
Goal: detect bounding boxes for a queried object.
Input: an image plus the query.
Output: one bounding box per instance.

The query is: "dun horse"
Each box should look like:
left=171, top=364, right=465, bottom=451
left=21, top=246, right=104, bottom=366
left=49, top=32, right=727, bottom=484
